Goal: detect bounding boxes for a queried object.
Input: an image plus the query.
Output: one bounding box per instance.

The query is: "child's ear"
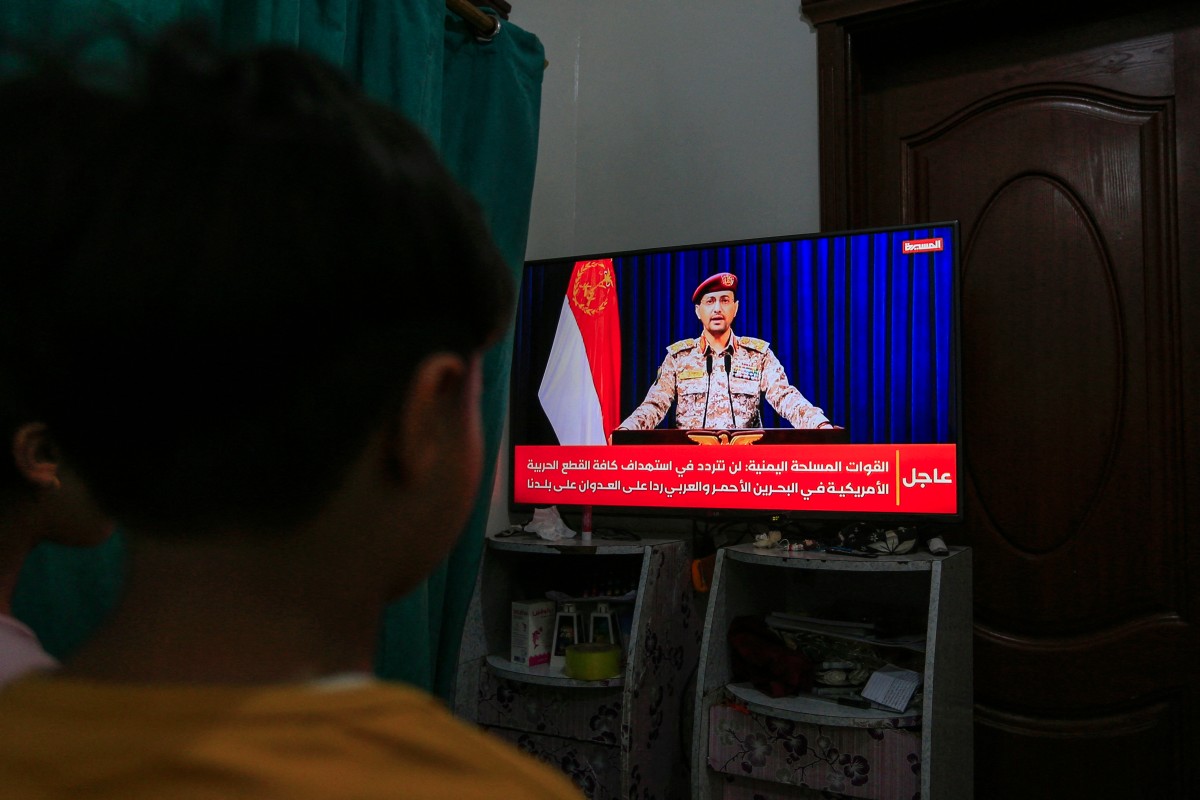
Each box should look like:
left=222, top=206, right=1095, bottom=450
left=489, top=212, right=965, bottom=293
left=11, top=422, right=61, bottom=489
left=390, top=353, right=473, bottom=482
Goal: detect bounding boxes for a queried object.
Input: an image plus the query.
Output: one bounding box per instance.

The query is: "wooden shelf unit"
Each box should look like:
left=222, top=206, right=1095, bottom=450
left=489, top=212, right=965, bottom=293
left=692, top=544, right=973, bottom=800
left=455, top=533, right=699, bottom=800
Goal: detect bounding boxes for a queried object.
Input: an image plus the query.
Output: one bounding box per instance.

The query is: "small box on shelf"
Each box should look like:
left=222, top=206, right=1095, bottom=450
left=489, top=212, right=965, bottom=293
left=510, top=599, right=554, bottom=667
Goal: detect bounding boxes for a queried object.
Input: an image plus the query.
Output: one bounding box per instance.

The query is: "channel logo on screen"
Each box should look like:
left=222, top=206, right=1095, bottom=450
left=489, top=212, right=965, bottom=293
left=902, top=237, right=944, bottom=254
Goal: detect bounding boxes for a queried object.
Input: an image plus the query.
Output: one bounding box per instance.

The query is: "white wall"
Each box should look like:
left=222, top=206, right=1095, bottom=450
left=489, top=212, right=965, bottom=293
left=486, top=1, right=822, bottom=531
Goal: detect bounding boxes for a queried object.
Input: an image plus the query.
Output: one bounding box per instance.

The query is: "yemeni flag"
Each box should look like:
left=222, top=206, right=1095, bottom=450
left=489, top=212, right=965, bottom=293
left=537, top=259, right=622, bottom=445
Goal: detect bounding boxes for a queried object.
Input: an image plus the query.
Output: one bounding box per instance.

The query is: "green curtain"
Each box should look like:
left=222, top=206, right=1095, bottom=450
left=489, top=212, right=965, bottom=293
left=8, top=0, right=543, bottom=701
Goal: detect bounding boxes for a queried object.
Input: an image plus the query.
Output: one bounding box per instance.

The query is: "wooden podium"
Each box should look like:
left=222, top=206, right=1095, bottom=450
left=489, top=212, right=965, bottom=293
left=610, top=427, right=849, bottom=445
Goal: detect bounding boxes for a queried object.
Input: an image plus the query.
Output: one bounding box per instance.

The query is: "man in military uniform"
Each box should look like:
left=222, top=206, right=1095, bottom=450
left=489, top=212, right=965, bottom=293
left=617, top=272, right=834, bottom=431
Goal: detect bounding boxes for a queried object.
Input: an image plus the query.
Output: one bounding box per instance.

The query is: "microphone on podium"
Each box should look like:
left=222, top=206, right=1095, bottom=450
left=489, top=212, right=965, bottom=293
left=723, top=351, right=737, bottom=427
left=701, top=351, right=713, bottom=428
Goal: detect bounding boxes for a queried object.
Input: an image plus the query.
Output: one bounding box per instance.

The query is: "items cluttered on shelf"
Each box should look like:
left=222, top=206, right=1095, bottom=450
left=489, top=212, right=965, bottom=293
left=746, top=519, right=952, bottom=556
left=730, top=604, right=927, bottom=714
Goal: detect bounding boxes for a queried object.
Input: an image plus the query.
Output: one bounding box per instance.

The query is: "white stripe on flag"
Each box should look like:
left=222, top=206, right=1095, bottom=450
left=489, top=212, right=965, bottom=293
left=538, top=297, right=606, bottom=445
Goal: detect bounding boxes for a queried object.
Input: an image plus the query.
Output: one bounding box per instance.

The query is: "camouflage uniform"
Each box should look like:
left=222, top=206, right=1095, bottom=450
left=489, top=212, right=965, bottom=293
left=619, top=332, right=829, bottom=430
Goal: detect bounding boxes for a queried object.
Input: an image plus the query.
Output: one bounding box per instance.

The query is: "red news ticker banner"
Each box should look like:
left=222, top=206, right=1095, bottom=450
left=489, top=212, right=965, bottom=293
left=515, top=443, right=957, bottom=514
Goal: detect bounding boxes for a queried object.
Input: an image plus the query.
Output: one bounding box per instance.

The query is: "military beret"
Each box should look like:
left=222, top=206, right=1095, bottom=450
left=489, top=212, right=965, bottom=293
left=692, top=272, right=738, bottom=303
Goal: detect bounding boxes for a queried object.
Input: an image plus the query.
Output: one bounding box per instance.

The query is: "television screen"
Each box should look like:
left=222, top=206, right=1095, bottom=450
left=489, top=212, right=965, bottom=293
left=510, top=222, right=960, bottom=521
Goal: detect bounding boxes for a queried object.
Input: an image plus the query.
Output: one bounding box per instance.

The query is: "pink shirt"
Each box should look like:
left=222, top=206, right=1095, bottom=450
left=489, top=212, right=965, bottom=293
left=0, top=614, right=57, bottom=687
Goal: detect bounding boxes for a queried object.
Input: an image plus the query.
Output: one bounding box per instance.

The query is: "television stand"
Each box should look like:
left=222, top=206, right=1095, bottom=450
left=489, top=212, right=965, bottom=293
left=692, top=543, right=973, bottom=799
left=455, top=531, right=699, bottom=799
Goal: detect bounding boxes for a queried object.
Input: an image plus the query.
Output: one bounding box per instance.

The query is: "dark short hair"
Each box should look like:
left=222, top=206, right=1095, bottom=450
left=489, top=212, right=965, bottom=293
left=0, top=22, right=513, bottom=534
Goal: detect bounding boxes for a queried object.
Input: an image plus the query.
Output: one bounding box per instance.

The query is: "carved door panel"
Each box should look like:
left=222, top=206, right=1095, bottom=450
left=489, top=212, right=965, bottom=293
left=803, top=2, right=1200, bottom=797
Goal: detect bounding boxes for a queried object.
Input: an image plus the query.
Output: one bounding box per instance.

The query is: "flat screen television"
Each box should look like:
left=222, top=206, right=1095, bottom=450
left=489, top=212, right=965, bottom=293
left=509, top=222, right=960, bottom=524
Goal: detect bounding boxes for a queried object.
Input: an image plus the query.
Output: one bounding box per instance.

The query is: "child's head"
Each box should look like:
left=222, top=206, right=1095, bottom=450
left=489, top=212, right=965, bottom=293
left=0, top=23, right=511, bottom=581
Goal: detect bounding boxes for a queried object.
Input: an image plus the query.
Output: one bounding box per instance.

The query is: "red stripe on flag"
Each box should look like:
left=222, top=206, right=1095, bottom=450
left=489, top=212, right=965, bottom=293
left=567, top=259, right=622, bottom=437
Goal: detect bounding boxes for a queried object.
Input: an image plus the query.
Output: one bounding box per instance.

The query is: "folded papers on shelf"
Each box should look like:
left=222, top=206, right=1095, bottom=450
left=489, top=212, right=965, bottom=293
left=861, top=664, right=922, bottom=712
left=764, top=611, right=926, bottom=649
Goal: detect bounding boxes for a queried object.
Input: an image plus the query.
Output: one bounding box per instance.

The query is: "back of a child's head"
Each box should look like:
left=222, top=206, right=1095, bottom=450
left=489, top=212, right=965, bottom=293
left=0, top=21, right=512, bottom=535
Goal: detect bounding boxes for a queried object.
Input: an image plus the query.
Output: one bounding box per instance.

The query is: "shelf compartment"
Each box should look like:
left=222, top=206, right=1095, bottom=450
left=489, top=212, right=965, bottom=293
left=724, top=682, right=921, bottom=728
left=476, top=663, right=625, bottom=745
left=485, top=654, right=625, bottom=688
left=725, top=544, right=947, bottom=572
left=707, top=700, right=921, bottom=800
left=484, top=728, right=622, bottom=800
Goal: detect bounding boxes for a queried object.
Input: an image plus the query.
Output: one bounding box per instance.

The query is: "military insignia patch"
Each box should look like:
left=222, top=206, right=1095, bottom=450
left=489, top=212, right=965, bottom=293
left=731, top=366, right=761, bottom=382
left=739, top=336, right=768, bottom=352
left=667, top=338, right=696, bottom=354
left=679, top=369, right=706, bottom=381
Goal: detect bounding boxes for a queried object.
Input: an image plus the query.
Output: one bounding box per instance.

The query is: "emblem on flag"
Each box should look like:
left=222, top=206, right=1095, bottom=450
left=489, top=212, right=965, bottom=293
left=570, top=260, right=615, bottom=316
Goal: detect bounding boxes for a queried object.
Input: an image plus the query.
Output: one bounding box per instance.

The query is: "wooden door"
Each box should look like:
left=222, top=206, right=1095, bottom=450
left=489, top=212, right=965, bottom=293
left=801, top=1, right=1200, bottom=797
